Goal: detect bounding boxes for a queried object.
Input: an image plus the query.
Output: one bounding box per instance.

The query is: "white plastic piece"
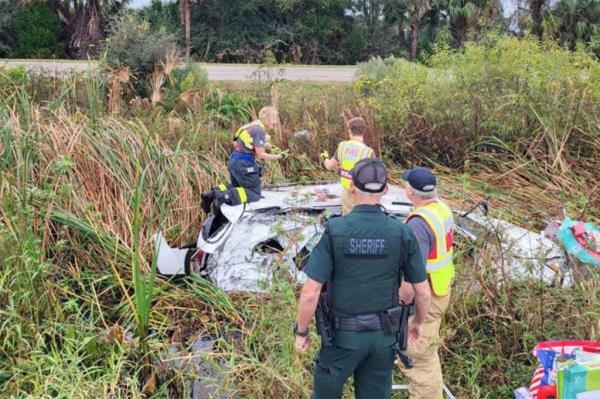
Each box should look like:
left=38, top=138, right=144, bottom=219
left=220, top=203, right=245, bottom=224
left=154, top=231, right=189, bottom=275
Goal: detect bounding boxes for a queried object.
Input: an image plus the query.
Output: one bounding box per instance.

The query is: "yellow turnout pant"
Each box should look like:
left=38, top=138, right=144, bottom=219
left=341, top=188, right=355, bottom=215
left=398, top=290, right=451, bottom=399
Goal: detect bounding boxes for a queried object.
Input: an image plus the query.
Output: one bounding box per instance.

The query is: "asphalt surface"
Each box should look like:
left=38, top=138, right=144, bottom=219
left=0, top=60, right=357, bottom=82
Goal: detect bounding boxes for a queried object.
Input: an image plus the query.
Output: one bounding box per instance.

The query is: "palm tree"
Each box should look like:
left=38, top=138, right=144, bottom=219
left=545, top=0, right=600, bottom=54
left=385, top=0, right=435, bottom=60
left=446, top=0, right=499, bottom=48
left=21, top=0, right=128, bottom=58
left=179, top=0, right=191, bottom=60
left=529, top=0, right=548, bottom=39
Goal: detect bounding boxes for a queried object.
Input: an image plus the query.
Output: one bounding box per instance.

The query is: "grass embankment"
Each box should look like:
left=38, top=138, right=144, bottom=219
left=1, top=37, right=599, bottom=398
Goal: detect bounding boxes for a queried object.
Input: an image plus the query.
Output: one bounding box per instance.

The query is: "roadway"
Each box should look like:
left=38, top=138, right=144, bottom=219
left=0, top=60, right=358, bottom=82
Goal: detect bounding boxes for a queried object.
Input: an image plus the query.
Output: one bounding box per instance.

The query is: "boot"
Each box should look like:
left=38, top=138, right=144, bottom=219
left=201, top=190, right=216, bottom=214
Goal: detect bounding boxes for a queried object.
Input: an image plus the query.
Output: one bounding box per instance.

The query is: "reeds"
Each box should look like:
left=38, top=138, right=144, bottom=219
left=0, top=59, right=598, bottom=396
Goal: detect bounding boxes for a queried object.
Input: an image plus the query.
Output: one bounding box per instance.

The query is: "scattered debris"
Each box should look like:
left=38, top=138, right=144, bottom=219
left=155, top=182, right=571, bottom=292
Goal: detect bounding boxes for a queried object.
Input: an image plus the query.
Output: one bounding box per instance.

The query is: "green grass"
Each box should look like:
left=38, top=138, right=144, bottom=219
left=0, top=39, right=599, bottom=397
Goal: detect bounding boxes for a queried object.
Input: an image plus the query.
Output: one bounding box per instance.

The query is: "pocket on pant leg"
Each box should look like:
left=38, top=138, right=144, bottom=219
left=238, top=163, right=261, bottom=188
left=313, top=346, right=358, bottom=398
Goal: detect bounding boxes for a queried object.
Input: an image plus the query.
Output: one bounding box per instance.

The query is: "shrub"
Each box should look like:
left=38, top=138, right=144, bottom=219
left=162, top=63, right=209, bottom=111
left=204, top=89, right=258, bottom=124
left=104, top=12, right=178, bottom=85
left=0, top=0, right=18, bottom=57
left=356, top=37, right=600, bottom=177
left=0, top=66, right=27, bottom=98
left=9, top=3, right=64, bottom=58
left=177, top=63, right=208, bottom=92
left=356, top=55, right=404, bottom=82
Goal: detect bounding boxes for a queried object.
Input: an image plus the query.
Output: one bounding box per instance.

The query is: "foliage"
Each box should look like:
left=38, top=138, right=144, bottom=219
left=543, top=0, right=600, bottom=58
left=0, top=0, right=18, bottom=57
left=0, top=66, right=28, bottom=97
left=357, top=55, right=404, bottom=81
left=8, top=3, right=64, bottom=59
left=104, top=12, right=178, bottom=83
left=357, top=37, right=600, bottom=196
left=162, top=63, right=209, bottom=112
left=0, top=65, right=598, bottom=396
left=138, top=0, right=181, bottom=41
left=204, top=89, right=259, bottom=124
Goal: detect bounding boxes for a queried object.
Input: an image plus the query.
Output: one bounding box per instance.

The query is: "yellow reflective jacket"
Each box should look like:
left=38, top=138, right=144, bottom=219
left=406, top=201, right=455, bottom=296
left=234, top=120, right=267, bottom=153
left=336, top=140, right=374, bottom=189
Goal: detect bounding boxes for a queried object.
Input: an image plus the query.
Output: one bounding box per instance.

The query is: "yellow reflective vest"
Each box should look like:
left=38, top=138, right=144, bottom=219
left=234, top=120, right=266, bottom=152
left=406, top=201, right=455, bottom=296
left=336, top=140, right=374, bottom=189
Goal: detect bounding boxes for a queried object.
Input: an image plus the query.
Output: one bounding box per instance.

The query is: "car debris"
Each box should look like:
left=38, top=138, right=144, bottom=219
left=155, top=182, right=569, bottom=292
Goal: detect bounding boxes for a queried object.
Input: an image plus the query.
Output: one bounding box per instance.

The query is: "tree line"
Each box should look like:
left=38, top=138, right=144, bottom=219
left=1, top=0, right=600, bottom=64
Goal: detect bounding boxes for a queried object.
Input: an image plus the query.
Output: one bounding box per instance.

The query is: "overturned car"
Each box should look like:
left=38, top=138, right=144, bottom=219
left=154, top=182, right=569, bottom=292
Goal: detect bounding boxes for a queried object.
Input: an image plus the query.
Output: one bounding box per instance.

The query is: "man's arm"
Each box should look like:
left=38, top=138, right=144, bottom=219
left=255, top=146, right=281, bottom=161
left=297, top=278, right=323, bottom=332
left=324, top=158, right=339, bottom=170
left=411, top=280, right=431, bottom=325
left=400, top=216, right=434, bottom=303
left=295, top=223, right=334, bottom=352
left=295, top=278, right=323, bottom=352
left=401, top=227, right=431, bottom=344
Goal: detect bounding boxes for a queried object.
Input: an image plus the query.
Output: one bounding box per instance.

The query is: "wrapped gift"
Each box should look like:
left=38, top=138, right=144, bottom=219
left=557, top=359, right=600, bottom=399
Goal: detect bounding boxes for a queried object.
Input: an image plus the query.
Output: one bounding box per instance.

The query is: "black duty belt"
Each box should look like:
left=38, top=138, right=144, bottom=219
left=335, top=313, right=383, bottom=331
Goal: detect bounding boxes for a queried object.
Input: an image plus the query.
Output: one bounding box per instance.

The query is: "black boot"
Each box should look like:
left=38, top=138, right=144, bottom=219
left=201, top=190, right=216, bottom=214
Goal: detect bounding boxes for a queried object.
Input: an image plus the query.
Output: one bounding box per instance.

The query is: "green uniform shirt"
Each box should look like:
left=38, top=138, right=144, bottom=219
left=304, top=205, right=427, bottom=317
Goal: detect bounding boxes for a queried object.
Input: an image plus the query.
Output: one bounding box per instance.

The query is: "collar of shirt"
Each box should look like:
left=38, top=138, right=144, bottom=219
left=351, top=204, right=382, bottom=213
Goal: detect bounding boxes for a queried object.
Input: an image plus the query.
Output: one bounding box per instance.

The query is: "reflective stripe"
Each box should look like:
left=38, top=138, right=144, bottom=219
left=426, top=254, right=453, bottom=272
left=236, top=187, right=248, bottom=203
left=340, top=168, right=352, bottom=179
left=413, top=207, right=446, bottom=259
left=234, top=121, right=266, bottom=150
left=218, top=184, right=227, bottom=191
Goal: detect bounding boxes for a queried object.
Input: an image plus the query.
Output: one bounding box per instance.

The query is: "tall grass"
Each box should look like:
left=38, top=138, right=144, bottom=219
left=1, top=40, right=599, bottom=397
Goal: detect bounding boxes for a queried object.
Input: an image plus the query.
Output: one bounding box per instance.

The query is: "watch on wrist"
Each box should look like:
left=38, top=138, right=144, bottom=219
left=293, top=322, right=309, bottom=337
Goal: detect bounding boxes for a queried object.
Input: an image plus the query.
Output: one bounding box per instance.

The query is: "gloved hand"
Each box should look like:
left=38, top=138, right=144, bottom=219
left=271, top=146, right=289, bottom=160
left=320, top=150, right=330, bottom=160
left=277, top=149, right=290, bottom=160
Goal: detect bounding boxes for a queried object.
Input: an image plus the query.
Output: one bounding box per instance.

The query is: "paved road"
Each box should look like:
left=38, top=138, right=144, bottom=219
left=0, top=60, right=358, bottom=82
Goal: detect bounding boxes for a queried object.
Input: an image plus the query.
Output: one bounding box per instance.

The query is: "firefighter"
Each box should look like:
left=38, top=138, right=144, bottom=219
left=398, top=167, right=455, bottom=399
left=323, top=117, right=375, bottom=215
left=201, top=106, right=283, bottom=213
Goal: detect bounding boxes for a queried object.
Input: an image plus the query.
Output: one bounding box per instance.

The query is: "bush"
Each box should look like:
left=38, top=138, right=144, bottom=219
left=104, top=12, right=178, bottom=83
left=356, top=55, right=404, bottom=81
left=9, top=4, right=64, bottom=58
left=204, top=89, right=258, bottom=124
left=162, top=63, right=209, bottom=111
left=357, top=37, right=600, bottom=175
left=0, top=0, right=18, bottom=57
left=0, top=66, right=28, bottom=98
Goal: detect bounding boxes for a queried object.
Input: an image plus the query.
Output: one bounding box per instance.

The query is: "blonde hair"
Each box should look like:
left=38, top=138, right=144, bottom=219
left=259, top=106, right=278, bottom=122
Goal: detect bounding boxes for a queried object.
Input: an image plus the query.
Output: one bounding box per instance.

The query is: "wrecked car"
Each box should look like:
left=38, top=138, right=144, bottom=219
left=155, top=182, right=569, bottom=292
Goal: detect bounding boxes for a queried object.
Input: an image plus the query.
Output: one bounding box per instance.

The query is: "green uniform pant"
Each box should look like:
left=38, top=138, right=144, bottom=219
left=312, top=330, right=396, bottom=399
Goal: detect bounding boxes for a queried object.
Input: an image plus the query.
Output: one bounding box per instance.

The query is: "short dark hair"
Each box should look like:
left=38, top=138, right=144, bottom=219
left=347, top=117, right=367, bottom=136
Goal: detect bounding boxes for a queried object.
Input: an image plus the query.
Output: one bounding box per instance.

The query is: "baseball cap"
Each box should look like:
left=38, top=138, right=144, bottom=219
left=350, top=158, right=388, bottom=193
left=401, top=167, right=437, bottom=195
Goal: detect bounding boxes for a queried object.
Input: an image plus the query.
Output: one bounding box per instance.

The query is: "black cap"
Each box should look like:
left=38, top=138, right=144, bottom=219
left=350, top=158, right=388, bottom=193
left=401, top=167, right=437, bottom=194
